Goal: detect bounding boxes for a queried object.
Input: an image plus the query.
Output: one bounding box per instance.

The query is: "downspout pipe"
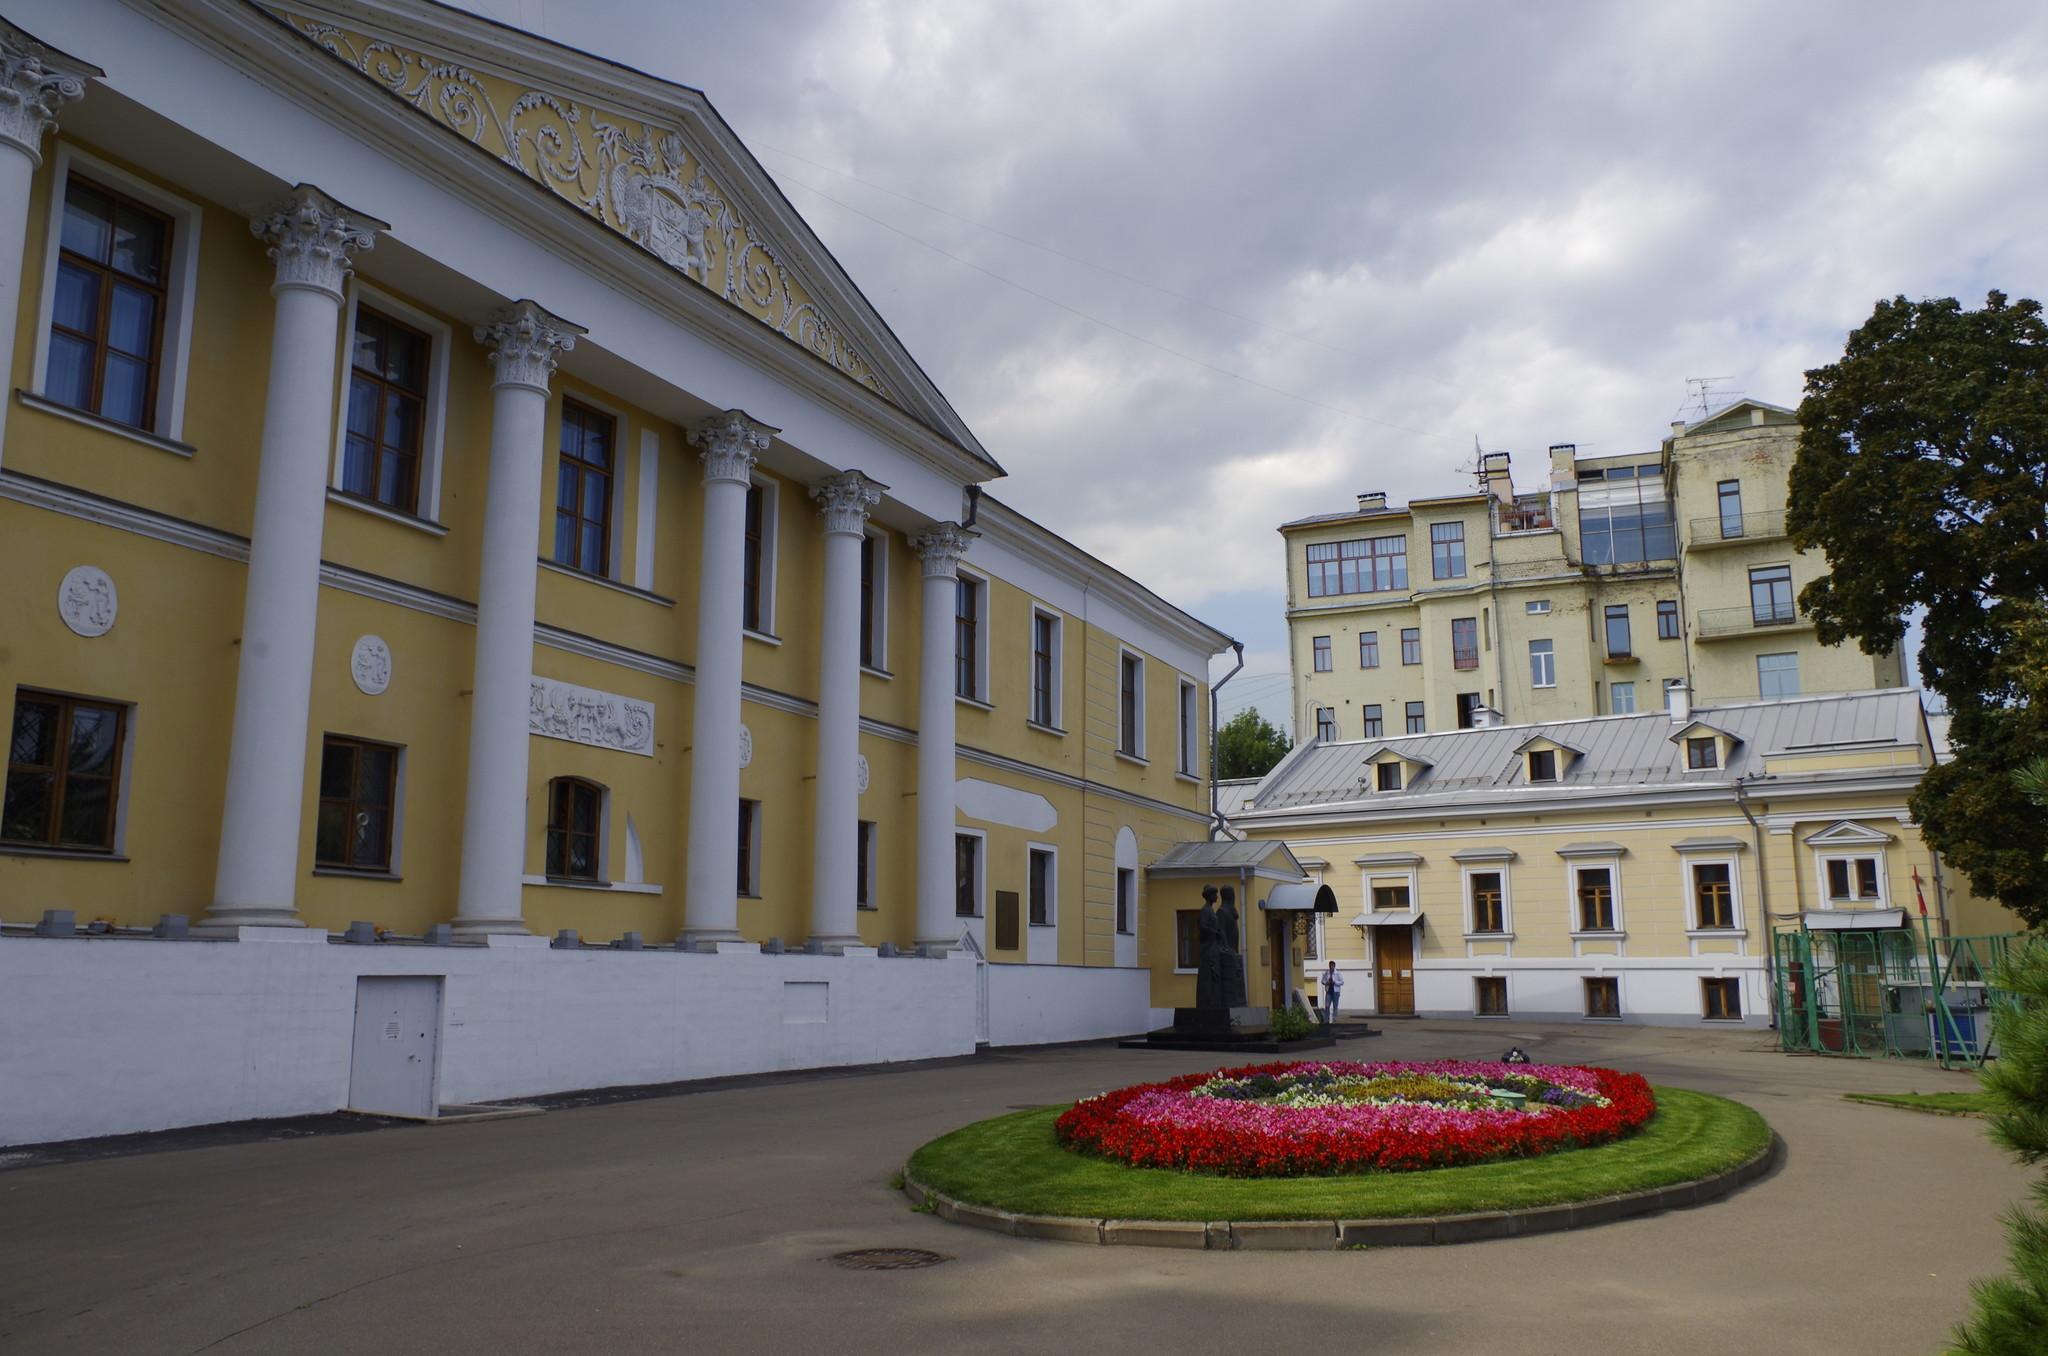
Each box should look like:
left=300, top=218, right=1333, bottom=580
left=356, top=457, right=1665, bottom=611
left=1733, top=776, right=1777, bottom=1028
left=1210, top=641, right=1246, bottom=840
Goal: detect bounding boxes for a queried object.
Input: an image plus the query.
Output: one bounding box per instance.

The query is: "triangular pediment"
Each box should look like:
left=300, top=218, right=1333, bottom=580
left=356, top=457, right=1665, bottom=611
left=1804, top=820, right=1895, bottom=847
left=1669, top=719, right=1740, bottom=747
left=264, top=1, right=991, bottom=467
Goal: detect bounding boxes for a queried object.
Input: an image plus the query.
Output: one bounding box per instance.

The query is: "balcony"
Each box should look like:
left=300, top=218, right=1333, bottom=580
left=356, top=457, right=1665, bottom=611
left=1687, top=508, right=1788, bottom=550
left=1696, top=601, right=1812, bottom=640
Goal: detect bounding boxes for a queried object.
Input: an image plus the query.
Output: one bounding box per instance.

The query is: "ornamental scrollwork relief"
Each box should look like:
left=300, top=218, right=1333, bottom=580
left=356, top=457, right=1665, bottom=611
left=529, top=676, right=655, bottom=756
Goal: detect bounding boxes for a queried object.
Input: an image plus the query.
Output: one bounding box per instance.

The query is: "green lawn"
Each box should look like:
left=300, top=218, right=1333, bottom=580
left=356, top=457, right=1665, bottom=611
left=905, top=1087, right=1770, bottom=1222
left=1843, top=1090, right=2000, bottom=1117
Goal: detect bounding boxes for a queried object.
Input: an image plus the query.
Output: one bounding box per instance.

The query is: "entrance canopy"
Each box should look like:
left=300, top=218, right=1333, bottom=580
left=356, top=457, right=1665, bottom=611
left=1262, top=881, right=1338, bottom=914
left=1803, top=908, right=1909, bottom=931
left=1147, top=839, right=1308, bottom=883
left=1350, top=911, right=1424, bottom=929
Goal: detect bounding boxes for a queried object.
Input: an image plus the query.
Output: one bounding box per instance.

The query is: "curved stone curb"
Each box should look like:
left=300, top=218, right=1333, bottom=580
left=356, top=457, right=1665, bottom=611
left=902, top=1133, right=1781, bottom=1250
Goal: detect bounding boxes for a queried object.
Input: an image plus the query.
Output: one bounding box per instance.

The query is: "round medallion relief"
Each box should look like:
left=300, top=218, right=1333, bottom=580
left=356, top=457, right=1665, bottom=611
left=856, top=754, right=871, bottom=794
left=57, top=566, right=118, bottom=637
left=738, top=724, right=753, bottom=768
left=351, top=635, right=392, bottom=695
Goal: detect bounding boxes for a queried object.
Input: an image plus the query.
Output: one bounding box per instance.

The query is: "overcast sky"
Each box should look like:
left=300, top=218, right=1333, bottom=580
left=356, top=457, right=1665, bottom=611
left=470, top=0, right=2048, bottom=729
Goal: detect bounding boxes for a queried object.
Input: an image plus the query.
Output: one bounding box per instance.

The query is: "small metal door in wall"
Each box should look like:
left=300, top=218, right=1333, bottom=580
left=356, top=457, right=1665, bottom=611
left=348, top=976, right=443, bottom=1118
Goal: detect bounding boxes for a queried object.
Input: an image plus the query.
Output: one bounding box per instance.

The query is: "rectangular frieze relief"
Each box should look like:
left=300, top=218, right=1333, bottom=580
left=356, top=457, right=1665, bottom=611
left=530, top=676, right=654, bottom=756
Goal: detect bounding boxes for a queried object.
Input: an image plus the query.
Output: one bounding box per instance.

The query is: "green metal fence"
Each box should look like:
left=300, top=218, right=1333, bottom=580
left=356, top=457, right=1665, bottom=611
left=1771, top=919, right=2025, bottom=1069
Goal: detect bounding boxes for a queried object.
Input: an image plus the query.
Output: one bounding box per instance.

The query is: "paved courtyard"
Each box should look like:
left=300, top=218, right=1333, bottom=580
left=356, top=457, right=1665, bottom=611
left=0, top=1021, right=2025, bottom=1355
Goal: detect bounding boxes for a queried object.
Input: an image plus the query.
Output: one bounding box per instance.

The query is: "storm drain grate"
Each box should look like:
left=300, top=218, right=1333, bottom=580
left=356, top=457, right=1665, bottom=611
left=829, top=1248, right=949, bottom=1271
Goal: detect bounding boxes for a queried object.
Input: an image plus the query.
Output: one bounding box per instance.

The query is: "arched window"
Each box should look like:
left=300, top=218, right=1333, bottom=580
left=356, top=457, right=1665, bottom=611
left=545, top=777, right=604, bottom=881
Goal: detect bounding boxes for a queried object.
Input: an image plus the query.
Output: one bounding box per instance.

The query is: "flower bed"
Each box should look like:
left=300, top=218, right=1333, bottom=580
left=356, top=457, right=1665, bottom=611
left=1054, top=1060, right=1656, bottom=1177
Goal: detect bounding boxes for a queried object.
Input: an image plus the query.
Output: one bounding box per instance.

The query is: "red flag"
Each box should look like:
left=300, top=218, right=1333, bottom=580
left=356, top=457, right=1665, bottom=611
left=1911, top=866, right=1928, bottom=917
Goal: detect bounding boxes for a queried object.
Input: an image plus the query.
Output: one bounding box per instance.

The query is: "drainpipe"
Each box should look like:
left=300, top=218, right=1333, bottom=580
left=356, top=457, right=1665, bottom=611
left=1209, top=640, right=1246, bottom=840
left=1734, top=776, right=1776, bottom=1028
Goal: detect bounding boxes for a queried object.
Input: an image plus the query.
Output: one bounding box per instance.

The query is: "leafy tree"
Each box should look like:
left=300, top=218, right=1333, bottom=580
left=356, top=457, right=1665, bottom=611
left=1789, top=291, right=2048, bottom=926
left=1215, top=708, right=1291, bottom=781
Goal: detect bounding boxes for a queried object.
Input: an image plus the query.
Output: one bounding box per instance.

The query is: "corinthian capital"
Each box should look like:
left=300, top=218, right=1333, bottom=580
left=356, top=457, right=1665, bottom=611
left=251, top=185, right=387, bottom=301
left=690, top=409, right=779, bottom=484
left=0, top=22, right=99, bottom=166
left=912, top=522, right=977, bottom=579
left=474, top=300, right=586, bottom=393
left=811, top=470, right=886, bottom=536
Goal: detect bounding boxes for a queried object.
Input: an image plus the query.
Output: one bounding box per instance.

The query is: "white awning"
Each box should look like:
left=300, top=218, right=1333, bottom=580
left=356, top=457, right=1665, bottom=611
left=1803, top=908, right=1909, bottom=931
left=1348, top=911, right=1424, bottom=928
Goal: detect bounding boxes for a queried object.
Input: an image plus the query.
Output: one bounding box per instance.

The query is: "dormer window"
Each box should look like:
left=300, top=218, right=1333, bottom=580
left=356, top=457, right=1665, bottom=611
left=1528, top=749, right=1558, bottom=783
left=1376, top=762, right=1403, bottom=792
left=1686, top=737, right=1718, bottom=770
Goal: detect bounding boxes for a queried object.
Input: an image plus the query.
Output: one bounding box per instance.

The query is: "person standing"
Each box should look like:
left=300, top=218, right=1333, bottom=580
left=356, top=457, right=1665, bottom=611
left=1321, top=961, right=1344, bottom=1028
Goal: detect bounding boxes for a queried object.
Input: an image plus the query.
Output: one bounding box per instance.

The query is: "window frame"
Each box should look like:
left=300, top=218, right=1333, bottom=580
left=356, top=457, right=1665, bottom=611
left=1604, top=604, right=1632, bottom=659
left=1583, top=975, right=1622, bottom=1019
left=1027, top=842, right=1057, bottom=928
left=742, top=474, right=780, bottom=639
left=1311, top=634, right=1332, bottom=672
left=1819, top=852, right=1887, bottom=907
left=737, top=797, right=762, bottom=897
left=1174, top=908, right=1202, bottom=972
left=1375, top=760, right=1402, bottom=792
left=954, top=568, right=991, bottom=704
left=1303, top=534, right=1408, bottom=597
left=1463, top=867, right=1510, bottom=937
left=1569, top=861, right=1623, bottom=935
left=1177, top=677, right=1200, bottom=777
left=1358, top=631, right=1379, bottom=668
left=1475, top=975, right=1509, bottom=1017
left=1430, top=521, right=1467, bottom=579
left=1115, top=865, right=1136, bottom=935
left=860, top=529, right=890, bottom=674
left=1529, top=638, right=1555, bottom=688
left=1527, top=748, right=1558, bottom=783
left=1610, top=681, right=1636, bottom=714
left=954, top=828, right=986, bottom=918
left=1525, top=599, right=1551, bottom=616
left=31, top=146, right=203, bottom=444
left=330, top=281, right=454, bottom=525
left=1404, top=700, right=1425, bottom=734
left=1363, top=704, right=1383, bottom=739
left=1688, top=858, right=1740, bottom=932
left=1702, top=976, right=1742, bottom=1020
left=1749, top=564, right=1796, bottom=625
left=1117, top=648, right=1147, bottom=759
left=1315, top=706, right=1337, bottom=743
left=551, top=395, right=620, bottom=579
left=3, top=688, right=132, bottom=855
left=1686, top=736, right=1719, bottom=770
left=856, top=819, right=878, bottom=909
left=1656, top=599, right=1680, bottom=640
left=543, top=775, right=606, bottom=883
left=1028, top=604, right=1063, bottom=729
left=1717, top=479, right=1744, bottom=538
left=1757, top=651, right=1800, bottom=700
left=1400, top=627, right=1421, bottom=666
left=1450, top=616, right=1479, bottom=670
left=314, top=733, right=403, bottom=876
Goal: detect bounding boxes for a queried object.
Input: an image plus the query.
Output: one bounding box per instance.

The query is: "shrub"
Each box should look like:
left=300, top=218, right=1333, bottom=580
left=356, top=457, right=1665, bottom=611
left=1269, top=1005, right=1311, bottom=1042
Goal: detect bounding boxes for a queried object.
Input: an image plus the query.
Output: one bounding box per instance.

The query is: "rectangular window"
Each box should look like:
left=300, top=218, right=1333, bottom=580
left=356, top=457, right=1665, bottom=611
left=1312, top=635, right=1332, bottom=672
left=738, top=799, right=760, bottom=896
left=544, top=777, right=602, bottom=881
left=1305, top=535, right=1408, bottom=597
left=342, top=307, right=431, bottom=513
left=1028, top=846, right=1054, bottom=926
left=1579, top=499, right=1677, bottom=565
left=46, top=176, right=170, bottom=430
left=3, top=690, right=127, bottom=853
left=1176, top=910, right=1202, bottom=969
left=1116, top=867, right=1135, bottom=934
left=1527, top=748, right=1557, bottom=783
left=1717, top=480, right=1744, bottom=538
left=1526, top=599, right=1551, bottom=615
left=553, top=399, right=615, bottom=576
left=1363, top=705, right=1383, bottom=738
left=1584, top=977, right=1621, bottom=1018
left=1657, top=599, right=1679, bottom=640
left=1610, top=681, right=1636, bottom=714
left=1430, top=521, right=1466, bottom=579
left=316, top=735, right=398, bottom=873
left=1825, top=857, right=1882, bottom=903
left=860, top=534, right=885, bottom=670
left=1456, top=692, right=1482, bottom=728
left=1400, top=627, right=1421, bottom=665
left=1375, top=761, right=1402, bottom=791
left=1687, top=736, right=1719, bottom=769
left=1372, top=883, right=1411, bottom=911
left=1119, top=652, right=1145, bottom=756
left=955, top=833, right=982, bottom=917
left=742, top=481, right=768, bottom=633
left=1529, top=638, right=1555, bottom=688
left=1178, top=679, right=1199, bottom=775
left=1451, top=617, right=1479, bottom=670
left=1576, top=866, right=1616, bottom=931
left=1475, top=976, right=1508, bottom=1016
left=1604, top=605, right=1632, bottom=659
left=1693, top=862, right=1735, bottom=929
left=1358, top=632, right=1379, bottom=668
left=955, top=575, right=984, bottom=700
left=1702, top=977, right=1742, bottom=1020
left=1469, top=872, right=1505, bottom=933
left=1316, top=707, right=1336, bottom=743
left=856, top=820, right=876, bottom=909
left=1750, top=565, right=1795, bottom=625
left=1757, top=652, right=1800, bottom=700
left=1031, top=609, right=1060, bottom=727
left=1405, top=701, right=1425, bottom=734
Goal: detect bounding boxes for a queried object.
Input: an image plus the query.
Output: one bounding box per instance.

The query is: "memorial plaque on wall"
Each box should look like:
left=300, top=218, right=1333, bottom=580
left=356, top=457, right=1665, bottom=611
left=994, top=891, right=1020, bottom=952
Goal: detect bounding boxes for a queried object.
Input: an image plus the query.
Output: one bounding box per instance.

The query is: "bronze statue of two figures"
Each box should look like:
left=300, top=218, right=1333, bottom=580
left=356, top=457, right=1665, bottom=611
left=1193, top=884, right=1248, bottom=1010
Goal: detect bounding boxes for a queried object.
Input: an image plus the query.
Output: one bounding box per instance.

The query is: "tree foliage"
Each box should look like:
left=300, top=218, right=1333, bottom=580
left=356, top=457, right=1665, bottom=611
left=1215, top=708, right=1291, bottom=781
left=1789, top=291, right=2048, bottom=926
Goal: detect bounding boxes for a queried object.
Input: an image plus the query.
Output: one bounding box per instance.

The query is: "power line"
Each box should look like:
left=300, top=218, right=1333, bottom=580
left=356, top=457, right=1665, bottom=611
left=772, top=170, right=1463, bottom=443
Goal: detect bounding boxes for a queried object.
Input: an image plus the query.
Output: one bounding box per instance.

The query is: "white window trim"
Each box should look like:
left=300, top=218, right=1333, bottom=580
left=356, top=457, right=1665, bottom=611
left=1117, top=646, right=1148, bottom=761
left=1529, top=639, right=1556, bottom=688
left=1815, top=849, right=1889, bottom=908
left=856, top=819, right=878, bottom=910
left=1681, top=853, right=1744, bottom=934
left=1566, top=858, right=1625, bottom=936
left=546, top=387, right=631, bottom=581
left=1525, top=599, right=1551, bottom=615
left=1026, top=841, right=1057, bottom=928
left=1026, top=602, right=1063, bottom=730
left=745, top=473, right=781, bottom=641
left=1461, top=864, right=1513, bottom=939
left=31, top=142, right=203, bottom=444
left=739, top=797, right=764, bottom=897
left=330, top=279, right=454, bottom=525
left=1176, top=676, right=1200, bottom=778
left=1583, top=972, right=1624, bottom=1020
left=954, top=827, right=987, bottom=919
left=954, top=566, right=992, bottom=705
left=1364, top=869, right=1419, bottom=915
left=862, top=527, right=891, bottom=675
left=1114, top=864, right=1138, bottom=936
left=1610, top=680, right=1637, bottom=715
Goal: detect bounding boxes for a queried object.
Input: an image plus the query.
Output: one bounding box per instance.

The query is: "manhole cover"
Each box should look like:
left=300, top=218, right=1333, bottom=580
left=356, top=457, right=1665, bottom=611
left=829, top=1248, right=949, bottom=1271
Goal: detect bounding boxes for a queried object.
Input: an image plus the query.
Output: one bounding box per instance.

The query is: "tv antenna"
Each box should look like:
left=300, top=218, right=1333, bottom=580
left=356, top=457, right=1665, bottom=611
left=1679, top=376, right=1738, bottom=422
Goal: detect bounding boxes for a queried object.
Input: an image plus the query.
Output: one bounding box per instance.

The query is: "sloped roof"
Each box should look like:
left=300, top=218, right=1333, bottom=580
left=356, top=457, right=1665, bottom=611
left=1148, top=839, right=1305, bottom=881
left=1237, top=689, right=1926, bottom=817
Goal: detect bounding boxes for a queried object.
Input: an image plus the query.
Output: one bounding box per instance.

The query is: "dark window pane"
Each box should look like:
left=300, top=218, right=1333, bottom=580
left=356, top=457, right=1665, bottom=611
left=52, top=260, right=100, bottom=332
left=567, top=835, right=592, bottom=879
left=57, top=776, right=111, bottom=847
left=350, top=805, right=388, bottom=868
left=581, top=417, right=610, bottom=469
left=557, top=461, right=577, bottom=508
left=65, top=707, right=119, bottom=775
left=2, top=770, right=54, bottom=843
left=381, top=388, right=412, bottom=449
left=580, top=520, right=603, bottom=573
left=553, top=513, right=576, bottom=566
left=354, top=746, right=394, bottom=805
left=319, top=743, right=354, bottom=799
left=583, top=469, right=608, bottom=522
left=572, top=785, right=598, bottom=832
left=60, top=185, right=112, bottom=259
left=99, top=353, right=149, bottom=427
left=11, top=700, right=58, bottom=766
left=46, top=332, right=95, bottom=410
left=111, top=205, right=165, bottom=283
left=376, top=452, right=403, bottom=505
left=383, top=324, right=425, bottom=389
left=342, top=434, right=376, bottom=498
left=545, top=830, right=564, bottom=877
left=108, top=283, right=156, bottom=356
left=345, top=376, right=379, bottom=439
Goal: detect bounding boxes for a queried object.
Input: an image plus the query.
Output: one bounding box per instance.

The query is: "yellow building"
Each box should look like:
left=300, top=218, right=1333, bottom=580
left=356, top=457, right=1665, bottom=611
left=0, top=0, right=1237, bottom=1079
left=1231, top=686, right=2018, bottom=1027
left=1283, top=400, right=1906, bottom=742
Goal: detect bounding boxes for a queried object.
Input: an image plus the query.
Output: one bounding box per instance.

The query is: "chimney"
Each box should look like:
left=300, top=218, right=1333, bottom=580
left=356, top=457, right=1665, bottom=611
left=1357, top=491, right=1387, bottom=513
left=1472, top=705, right=1502, bottom=729
left=1668, top=681, right=1692, bottom=726
left=1547, top=443, right=1576, bottom=488
left=1670, top=420, right=1687, bottom=437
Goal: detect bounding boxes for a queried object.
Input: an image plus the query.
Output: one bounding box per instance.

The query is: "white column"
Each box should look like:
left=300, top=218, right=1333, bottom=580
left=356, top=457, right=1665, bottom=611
left=0, top=24, right=98, bottom=465
left=205, top=186, right=385, bottom=930
left=912, top=523, right=976, bottom=951
left=808, top=471, right=885, bottom=950
left=683, top=410, right=778, bottom=945
left=452, top=301, right=585, bottom=937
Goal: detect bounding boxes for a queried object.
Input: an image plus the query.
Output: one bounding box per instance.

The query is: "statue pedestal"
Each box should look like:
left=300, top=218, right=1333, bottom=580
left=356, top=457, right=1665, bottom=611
left=1168, top=1005, right=1271, bottom=1040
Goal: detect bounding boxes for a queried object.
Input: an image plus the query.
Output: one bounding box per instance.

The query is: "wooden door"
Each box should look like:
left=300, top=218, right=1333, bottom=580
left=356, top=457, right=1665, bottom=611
left=1374, top=928, right=1415, bottom=1015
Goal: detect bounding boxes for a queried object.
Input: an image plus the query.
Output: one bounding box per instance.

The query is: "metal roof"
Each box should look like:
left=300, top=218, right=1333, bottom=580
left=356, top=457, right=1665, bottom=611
left=1213, top=779, right=1260, bottom=819
left=1147, top=839, right=1305, bottom=881
left=1237, top=688, right=1927, bottom=817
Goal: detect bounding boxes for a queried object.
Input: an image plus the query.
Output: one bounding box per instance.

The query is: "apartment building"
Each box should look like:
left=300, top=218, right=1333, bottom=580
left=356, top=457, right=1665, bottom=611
left=1283, top=400, right=1906, bottom=740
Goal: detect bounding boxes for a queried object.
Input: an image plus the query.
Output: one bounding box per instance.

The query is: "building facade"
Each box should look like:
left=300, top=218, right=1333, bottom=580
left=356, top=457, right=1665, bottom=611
left=1283, top=401, right=1907, bottom=742
left=1231, top=687, right=2017, bottom=1026
left=0, top=1, right=1239, bottom=1143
